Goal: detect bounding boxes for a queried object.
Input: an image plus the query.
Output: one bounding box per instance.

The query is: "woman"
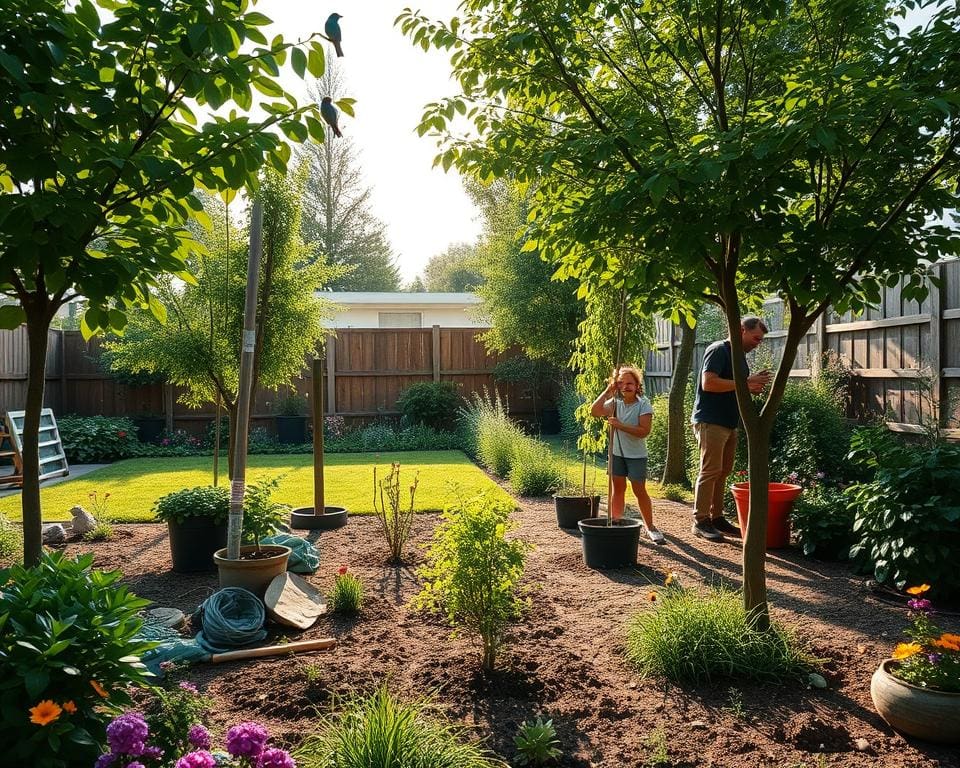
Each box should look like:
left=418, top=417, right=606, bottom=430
left=590, top=365, right=665, bottom=544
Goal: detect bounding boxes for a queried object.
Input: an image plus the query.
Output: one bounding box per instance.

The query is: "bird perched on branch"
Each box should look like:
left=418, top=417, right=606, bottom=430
left=320, top=97, right=342, bottom=138
left=325, top=13, right=344, bottom=57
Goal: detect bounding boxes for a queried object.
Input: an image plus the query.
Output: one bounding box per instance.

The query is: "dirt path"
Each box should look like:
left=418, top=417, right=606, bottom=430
left=65, top=493, right=958, bottom=768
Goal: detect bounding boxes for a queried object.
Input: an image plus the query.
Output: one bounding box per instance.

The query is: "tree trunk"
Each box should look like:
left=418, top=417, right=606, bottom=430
left=741, top=421, right=772, bottom=630
left=226, top=403, right=239, bottom=480
left=21, top=303, right=55, bottom=566
left=662, top=318, right=697, bottom=486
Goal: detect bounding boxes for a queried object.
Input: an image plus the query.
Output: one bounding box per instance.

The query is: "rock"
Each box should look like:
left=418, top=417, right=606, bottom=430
left=689, top=720, right=709, bottom=730
left=854, top=738, right=871, bottom=752
left=42, top=523, right=66, bottom=545
left=69, top=505, right=98, bottom=535
left=146, top=607, right=186, bottom=629
left=808, top=672, right=828, bottom=689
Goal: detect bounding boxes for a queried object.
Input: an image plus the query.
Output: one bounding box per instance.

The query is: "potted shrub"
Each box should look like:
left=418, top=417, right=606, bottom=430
left=154, top=486, right=229, bottom=572
left=214, top=477, right=292, bottom=597
left=274, top=392, right=308, bottom=444
left=870, top=584, right=960, bottom=744
left=554, top=449, right=602, bottom=528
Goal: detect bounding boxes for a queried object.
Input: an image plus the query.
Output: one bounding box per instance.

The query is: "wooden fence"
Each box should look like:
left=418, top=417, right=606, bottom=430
left=644, top=259, right=960, bottom=437
left=0, top=326, right=542, bottom=436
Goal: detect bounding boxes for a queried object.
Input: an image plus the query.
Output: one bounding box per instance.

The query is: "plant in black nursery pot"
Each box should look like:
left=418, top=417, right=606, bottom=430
left=153, top=486, right=229, bottom=572
left=274, top=392, right=308, bottom=444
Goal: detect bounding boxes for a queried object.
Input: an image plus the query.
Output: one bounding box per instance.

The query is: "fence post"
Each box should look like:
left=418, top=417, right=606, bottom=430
left=432, top=324, right=441, bottom=382
left=811, top=314, right=826, bottom=378
left=928, top=263, right=943, bottom=427
left=58, top=329, right=67, bottom=414
left=325, top=335, right=336, bottom=415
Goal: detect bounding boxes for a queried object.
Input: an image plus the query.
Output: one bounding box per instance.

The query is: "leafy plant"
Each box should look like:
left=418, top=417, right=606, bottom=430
left=508, top=436, right=563, bottom=496
left=373, top=463, right=419, bottom=564
left=886, top=584, right=960, bottom=693
left=241, top=477, right=291, bottom=549
left=0, top=552, right=153, bottom=767
left=846, top=426, right=960, bottom=597
left=140, top=680, right=211, bottom=760
left=397, top=381, right=462, bottom=430
left=329, top=566, right=364, bottom=614
left=274, top=392, right=308, bottom=417
left=789, top=478, right=855, bottom=560
left=411, top=492, right=530, bottom=670
left=0, top=513, right=22, bottom=563
left=642, top=726, right=670, bottom=768
left=295, top=685, right=500, bottom=768
left=57, top=416, right=141, bottom=464
left=659, top=484, right=690, bottom=503
left=625, top=575, right=816, bottom=685
left=82, top=521, right=115, bottom=543
left=153, top=486, right=229, bottom=526
left=514, top=717, right=562, bottom=767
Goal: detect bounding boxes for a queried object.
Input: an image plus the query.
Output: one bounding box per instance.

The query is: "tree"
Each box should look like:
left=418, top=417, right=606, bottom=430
left=401, top=0, right=960, bottom=627
left=470, top=178, right=583, bottom=367
left=106, top=169, right=341, bottom=477
left=300, top=65, right=401, bottom=291
left=0, top=0, right=337, bottom=565
left=422, top=242, right=485, bottom=291
left=404, top=276, right=427, bottom=292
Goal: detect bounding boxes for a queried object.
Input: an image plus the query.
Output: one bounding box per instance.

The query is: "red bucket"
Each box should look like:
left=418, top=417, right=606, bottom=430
left=730, top=482, right=802, bottom=549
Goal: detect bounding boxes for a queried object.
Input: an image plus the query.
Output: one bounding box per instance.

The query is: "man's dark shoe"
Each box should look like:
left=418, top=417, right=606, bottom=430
left=691, top=521, right=724, bottom=542
left=712, top=517, right=741, bottom=538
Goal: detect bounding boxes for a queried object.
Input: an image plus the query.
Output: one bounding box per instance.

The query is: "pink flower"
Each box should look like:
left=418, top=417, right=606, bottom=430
left=338, top=565, right=348, bottom=575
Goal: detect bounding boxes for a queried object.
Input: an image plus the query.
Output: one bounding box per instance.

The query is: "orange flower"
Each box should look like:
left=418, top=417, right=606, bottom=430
left=905, top=584, right=930, bottom=595
left=337, top=565, right=348, bottom=575
left=932, top=634, right=960, bottom=652
left=89, top=680, right=109, bottom=699
left=892, top=642, right=922, bottom=660
left=62, top=700, right=77, bottom=715
left=648, top=591, right=657, bottom=602
left=29, top=700, right=62, bottom=726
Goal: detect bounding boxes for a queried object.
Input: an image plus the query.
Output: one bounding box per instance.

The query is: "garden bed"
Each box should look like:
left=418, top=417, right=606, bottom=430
left=61, top=496, right=957, bottom=768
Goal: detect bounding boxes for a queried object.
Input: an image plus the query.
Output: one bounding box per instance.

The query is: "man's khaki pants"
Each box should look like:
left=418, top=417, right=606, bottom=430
left=693, top=422, right=738, bottom=524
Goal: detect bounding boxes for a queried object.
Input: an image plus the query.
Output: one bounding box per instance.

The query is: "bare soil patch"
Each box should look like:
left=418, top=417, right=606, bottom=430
left=64, top=494, right=959, bottom=768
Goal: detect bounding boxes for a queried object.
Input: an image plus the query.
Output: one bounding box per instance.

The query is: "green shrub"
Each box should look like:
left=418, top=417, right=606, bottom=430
left=242, top=476, right=290, bottom=546
left=359, top=422, right=397, bottom=451
left=557, top=381, right=583, bottom=442
left=153, top=485, right=229, bottom=525
left=295, top=685, right=500, bottom=768
left=324, top=423, right=462, bottom=454
left=846, top=426, right=960, bottom=598
left=508, top=436, right=562, bottom=496
left=81, top=521, right=115, bottom=542
left=397, top=381, right=461, bottom=430
left=274, top=392, right=308, bottom=416
left=0, top=552, right=154, bottom=767
left=514, top=717, right=562, bottom=766
left=373, top=463, right=419, bottom=564
left=57, top=415, right=141, bottom=463
left=141, top=679, right=211, bottom=759
left=659, top=484, right=690, bottom=503
left=328, top=567, right=364, bottom=614
left=0, top=513, right=22, bottom=563
left=625, top=578, right=815, bottom=685
left=412, top=493, right=529, bottom=670
left=643, top=394, right=672, bottom=482
left=789, top=480, right=855, bottom=560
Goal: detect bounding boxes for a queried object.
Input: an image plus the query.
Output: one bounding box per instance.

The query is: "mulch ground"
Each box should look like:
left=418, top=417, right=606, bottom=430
left=62, top=488, right=959, bottom=768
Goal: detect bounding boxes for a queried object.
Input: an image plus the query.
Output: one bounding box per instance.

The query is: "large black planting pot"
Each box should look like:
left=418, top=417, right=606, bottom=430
left=578, top=517, right=642, bottom=569
left=275, top=415, right=307, bottom=444
left=554, top=495, right=600, bottom=529
left=167, top=515, right=228, bottom=572
left=290, top=505, right=348, bottom=530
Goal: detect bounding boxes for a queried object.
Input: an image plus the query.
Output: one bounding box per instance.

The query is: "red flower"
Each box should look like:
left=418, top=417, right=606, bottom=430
left=338, top=565, right=348, bottom=575
left=117, top=431, right=127, bottom=438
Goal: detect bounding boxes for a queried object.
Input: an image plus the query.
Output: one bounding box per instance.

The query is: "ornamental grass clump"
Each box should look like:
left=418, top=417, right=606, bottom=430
left=508, top=436, right=563, bottom=496
left=294, top=685, right=500, bottom=768
left=328, top=566, right=364, bottom=614
left=625, top=574, right=816, bottom=685
left=887, top=584, right=960, bottom=693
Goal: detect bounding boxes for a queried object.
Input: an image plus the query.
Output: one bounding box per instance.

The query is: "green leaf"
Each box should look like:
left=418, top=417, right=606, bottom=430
left=148, top=295, right=167, bottom=324
left=291, top=47, right=307, bottom=79
left=0, top=305, right=25, bottom=329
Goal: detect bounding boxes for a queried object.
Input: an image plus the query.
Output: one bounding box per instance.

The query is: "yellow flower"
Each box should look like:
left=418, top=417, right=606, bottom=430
left=892, top=642, right=923, bottom=660
left=29, top=700, right=62, bottom=726
left=665, top=572, right=676, bottom=586
left=905, top=584, right=930, bottom=595
left=89, top=680, right=109, bottom=699
left=62, top=700, right=77, bottom=715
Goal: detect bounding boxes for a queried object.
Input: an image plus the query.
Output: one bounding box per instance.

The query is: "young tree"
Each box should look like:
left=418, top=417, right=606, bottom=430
left=300, top=66, right=401, bottom=290
left=0, top=0, right=337, bottom=565
left=401, top=0, right=960, bottom=627
left=422, top=241, right=485, bottom=291
left=106, top=168, right=342, bottom=477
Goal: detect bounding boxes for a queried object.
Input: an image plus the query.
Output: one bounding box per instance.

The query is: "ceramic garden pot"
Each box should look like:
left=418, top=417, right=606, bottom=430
left=213, top=544, right=292, bottom=599
left=870, top=659, right=960, bottom=744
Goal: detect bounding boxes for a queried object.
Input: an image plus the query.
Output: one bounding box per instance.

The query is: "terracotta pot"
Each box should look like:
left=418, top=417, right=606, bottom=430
left=870, top=659, right=960, bottom=744
left=213, top=544, right=291, bottom=599
left=730, top=481, right=801, bottom=549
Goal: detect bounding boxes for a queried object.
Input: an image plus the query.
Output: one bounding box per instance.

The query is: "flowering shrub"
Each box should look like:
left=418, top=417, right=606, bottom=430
left=57, top=415, right=141, bottom=463
left=324, top=415, right=347, bottom=441
left=887, top=585, right=960, bottom=693
left=97, top=714, right=296, bottom=768
left=139, top=680, right=211, bottom=759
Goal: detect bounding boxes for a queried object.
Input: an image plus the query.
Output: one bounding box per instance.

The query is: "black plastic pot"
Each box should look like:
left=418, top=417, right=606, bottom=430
left=290, top=506, right=348, bottom=530
left=133, top=416, right=165, bottom=444
left=167, top=516, right=228, bottom=573
left=554, top=494, right=601, bottom=529
left=275, top=415, right=307, bottom=444
left=578, top=517, right=642, bottom=569
left=540, top=407, right=561, bottom=435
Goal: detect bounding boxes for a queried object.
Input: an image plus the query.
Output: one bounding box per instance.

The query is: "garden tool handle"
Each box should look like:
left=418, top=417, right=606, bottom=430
left=210, top=637, right=336, bottom=663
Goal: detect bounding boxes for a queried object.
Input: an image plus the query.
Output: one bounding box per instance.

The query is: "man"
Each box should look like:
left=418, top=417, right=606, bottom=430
left=691, top=315, right=771, bottom=542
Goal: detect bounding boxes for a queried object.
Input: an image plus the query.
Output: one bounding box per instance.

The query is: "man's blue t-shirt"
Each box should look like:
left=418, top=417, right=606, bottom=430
left=691, top=340, right=747, bottom=429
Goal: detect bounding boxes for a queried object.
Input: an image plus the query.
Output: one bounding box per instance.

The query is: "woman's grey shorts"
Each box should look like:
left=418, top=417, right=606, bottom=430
left=611, top=455, right=648, bottom=482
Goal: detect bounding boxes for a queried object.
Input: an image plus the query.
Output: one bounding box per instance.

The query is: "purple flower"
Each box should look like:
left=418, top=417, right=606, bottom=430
left=908, top=598, right=932, bottom=612
left=188, top=725, right=212, bottom=750
left=175, top=751, right=217, bottom=768
left=257, top=747, right=296, bottom=768
left=95, top=754, right=117, bottom=768
left=226, top=722, right=269, bottom=758
left=124, top=763, right=146, bottom=768
left=142, top=746, right=164, bottom=760
left=106, top=713, right=149, bottom=756
left=179, top=681, right=199, bottom=694
left=928, top=653, right=942, bottom=664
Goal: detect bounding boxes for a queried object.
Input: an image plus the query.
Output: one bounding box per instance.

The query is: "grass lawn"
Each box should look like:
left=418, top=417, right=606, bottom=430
left=0, top=451, right=512, bottom=523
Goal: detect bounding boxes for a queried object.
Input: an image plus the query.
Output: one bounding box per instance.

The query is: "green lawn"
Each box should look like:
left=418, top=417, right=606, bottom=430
left=0, top=451, right=512, bottom=523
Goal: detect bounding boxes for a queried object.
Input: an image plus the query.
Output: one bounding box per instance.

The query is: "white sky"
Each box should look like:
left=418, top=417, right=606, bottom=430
left=258, top=0, right=481, bottom=282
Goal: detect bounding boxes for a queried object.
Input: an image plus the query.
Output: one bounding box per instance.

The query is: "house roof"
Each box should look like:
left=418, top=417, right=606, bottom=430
left=318, top=291, right=481, bottom=307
